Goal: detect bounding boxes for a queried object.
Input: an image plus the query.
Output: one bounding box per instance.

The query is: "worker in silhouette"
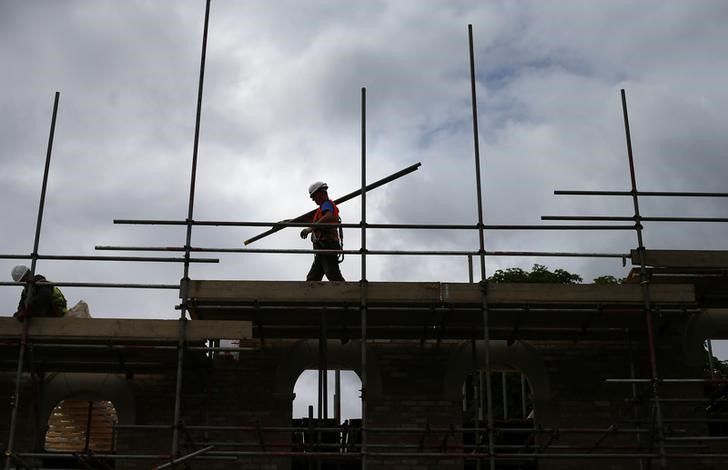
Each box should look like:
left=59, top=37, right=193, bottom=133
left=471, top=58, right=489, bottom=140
left=11, top=265, right=67, bottom=321
left=300, top=181, right=345, bottom=281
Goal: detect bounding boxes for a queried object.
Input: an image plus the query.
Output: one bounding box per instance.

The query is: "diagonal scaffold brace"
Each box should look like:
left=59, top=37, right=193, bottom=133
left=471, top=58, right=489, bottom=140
left=154, top=445, right=215, bottom=470
left=243, top=162, right=421, bottom=245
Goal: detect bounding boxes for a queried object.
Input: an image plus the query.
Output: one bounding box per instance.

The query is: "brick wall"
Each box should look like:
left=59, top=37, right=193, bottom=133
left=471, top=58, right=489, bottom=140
left=0, top=331, right=720, bottom=470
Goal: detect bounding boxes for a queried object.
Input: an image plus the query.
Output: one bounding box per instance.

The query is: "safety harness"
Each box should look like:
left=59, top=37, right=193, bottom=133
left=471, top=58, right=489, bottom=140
left=313, top=199, right=344, bottom=264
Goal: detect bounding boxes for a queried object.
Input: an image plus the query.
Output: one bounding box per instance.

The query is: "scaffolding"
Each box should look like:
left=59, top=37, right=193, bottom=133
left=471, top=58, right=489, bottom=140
left=2, top=1, right=728, bottom=469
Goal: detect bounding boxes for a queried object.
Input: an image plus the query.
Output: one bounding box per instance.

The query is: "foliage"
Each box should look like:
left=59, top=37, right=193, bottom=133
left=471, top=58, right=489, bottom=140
left=593, top=275, right=624, bottom=285
left=488, top=265, right=627, bottom=285
left=489, top=264, right=582, bottom=284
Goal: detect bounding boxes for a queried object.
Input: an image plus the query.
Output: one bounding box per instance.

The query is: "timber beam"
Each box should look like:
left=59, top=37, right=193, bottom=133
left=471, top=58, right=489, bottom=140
left=185, top=280, right=694, bottom=309
left=631, top=249, right=728, bottom=269
left=0, top=317, right=252, bottom=342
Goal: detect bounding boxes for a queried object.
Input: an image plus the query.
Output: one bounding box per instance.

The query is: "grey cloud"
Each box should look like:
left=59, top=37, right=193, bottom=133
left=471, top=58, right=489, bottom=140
left=2, top=0, right=728, bottom=346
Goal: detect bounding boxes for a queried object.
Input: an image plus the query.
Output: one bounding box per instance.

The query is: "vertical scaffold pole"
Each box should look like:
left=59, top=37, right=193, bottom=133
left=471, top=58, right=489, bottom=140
left=323, top=309, right=328, bottom=420
left=502, top=372, right=508, bottom=421
left=4, top=91, right=60, bottom=470
left=360, top=86, right=368, bottom=470
left=620, top=89, right=667, bottom=469
left=627, top=329, right=645, bottom=470
left=318, top=332, right=323, bottom=420
left=172, top=0, right=211, bottom=459
left=471, top=335, right=480, bottom=470
left=335, top=369, right=341, bottom=424
left=84, top=401, right=94, bottom=453
left=319, top=308, right=329, bottom=420
left=521, top=374, right=527, bottom=419
left=468, top=24, right=495, bottom=470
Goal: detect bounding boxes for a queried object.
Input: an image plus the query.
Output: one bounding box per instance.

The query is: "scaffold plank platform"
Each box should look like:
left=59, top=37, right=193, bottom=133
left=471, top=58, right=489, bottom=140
left=0, top=317, right=251, bottom=342
left=186, top=280, right=694, bottom=306
left=182, top=280, right=697, bottom=339
left=632, top=249, right=728, bottom=269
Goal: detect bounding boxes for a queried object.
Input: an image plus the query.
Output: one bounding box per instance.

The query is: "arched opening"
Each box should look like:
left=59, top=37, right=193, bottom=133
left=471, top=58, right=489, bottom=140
left=684, top=312, right=728, bottom=438
left=293, top=369, right=362, bottom=421
left=704, top=339, right=728, bottom=437
left=444, top=341, right=549, bottom=469
left=44, top=399, right=118, bottom=468
left=291, top=369, right=362, bottom=469
left=463, top=367, right=534, bottom=423
left=276, top=340, right=380, bottom=468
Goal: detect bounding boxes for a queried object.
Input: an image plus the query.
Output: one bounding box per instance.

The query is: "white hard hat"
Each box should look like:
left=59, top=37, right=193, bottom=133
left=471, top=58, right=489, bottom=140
left=11, top=265, right=30, bottom=282
left=308, top=181, right=328, bottom=197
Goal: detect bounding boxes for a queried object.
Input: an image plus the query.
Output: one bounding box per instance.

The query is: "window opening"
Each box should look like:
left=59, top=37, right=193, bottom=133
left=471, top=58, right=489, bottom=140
left=292, top=369, right=361, bottom=469
left=705, top=340, right=728, bottom=437
left=463, top=368, right=536, bottom=470
left=44, top=399, right=118, bottom=468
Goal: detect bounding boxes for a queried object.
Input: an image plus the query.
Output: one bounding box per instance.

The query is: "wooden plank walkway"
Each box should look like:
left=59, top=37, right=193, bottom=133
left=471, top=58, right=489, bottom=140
left=185, top=280, right=694, bottom=306
left=0, top=317, right=251, bottom=342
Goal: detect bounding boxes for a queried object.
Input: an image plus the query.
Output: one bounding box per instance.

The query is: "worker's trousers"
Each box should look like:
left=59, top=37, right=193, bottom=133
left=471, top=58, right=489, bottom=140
left=306, top=240, right=345, bottom=281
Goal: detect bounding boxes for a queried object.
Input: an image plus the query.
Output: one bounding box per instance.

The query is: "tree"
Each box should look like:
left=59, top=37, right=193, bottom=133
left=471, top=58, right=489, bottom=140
left=489, top=264, right=582, bottom=284
left=593, top=275, right=624, bottom=285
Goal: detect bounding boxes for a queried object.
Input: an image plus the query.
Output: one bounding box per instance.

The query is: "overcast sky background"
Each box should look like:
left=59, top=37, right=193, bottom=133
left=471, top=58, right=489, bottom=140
left=2, top=0, right=728, bottom=379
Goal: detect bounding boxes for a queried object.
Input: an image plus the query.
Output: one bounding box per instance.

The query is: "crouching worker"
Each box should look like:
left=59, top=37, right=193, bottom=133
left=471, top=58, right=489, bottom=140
left=11, top=265, right=67, bottom=321
left=300, top=181, right=345, bottom=281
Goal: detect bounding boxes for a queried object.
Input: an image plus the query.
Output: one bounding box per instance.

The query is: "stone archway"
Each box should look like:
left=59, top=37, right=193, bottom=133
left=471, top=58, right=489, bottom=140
left=42, top=372, right=135, bottom=428
left=275, top=339, right=382, bottom=400
left=684, top=308, right=728, bottom=366
left=444, top=340, right=553, bottom=425
left=45, top=399, right=119, bottom=452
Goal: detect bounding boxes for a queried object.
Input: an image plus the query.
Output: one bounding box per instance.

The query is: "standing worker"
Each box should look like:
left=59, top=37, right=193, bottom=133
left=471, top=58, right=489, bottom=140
left=300, top=181, right=345, bottom=281
left=11, top=265, right=67, bottom=321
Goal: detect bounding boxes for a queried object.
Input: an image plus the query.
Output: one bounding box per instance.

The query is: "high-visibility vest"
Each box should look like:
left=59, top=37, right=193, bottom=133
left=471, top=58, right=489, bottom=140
left=313, top=200, right=340, bottom=241
left=51, top=286, right=67, bottom=317
left=20, top=277, right=68, bottom=317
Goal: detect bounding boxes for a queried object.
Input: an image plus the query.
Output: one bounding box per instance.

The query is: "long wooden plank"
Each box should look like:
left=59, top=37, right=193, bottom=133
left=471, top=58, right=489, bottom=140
left=0, top=318, right=251, bottom=341
left=186, top=280, right=694, bottom=305
left=631, top=249, right=728, bottom=268
left=244, top=162, right=421, bottom=245
left=187, top=280, right=443, bottom=304
left=485, top=283, right=694, bottom=304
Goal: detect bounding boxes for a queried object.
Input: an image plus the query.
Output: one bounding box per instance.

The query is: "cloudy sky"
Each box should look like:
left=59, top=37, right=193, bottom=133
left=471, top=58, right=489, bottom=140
left=2, top=0, right=728, bottom=366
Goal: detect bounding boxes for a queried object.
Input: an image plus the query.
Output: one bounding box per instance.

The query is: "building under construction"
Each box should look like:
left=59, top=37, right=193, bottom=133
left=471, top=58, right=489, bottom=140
left=2, top=2, right=728, bottom=469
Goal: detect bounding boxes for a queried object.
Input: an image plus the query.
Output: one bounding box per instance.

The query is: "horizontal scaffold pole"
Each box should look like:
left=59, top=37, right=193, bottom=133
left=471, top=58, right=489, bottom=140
left=0, top=254, right=218, bottom=263
left=556, top=190, right=728, bottom=197
left=106, top=221, right=636, bottom=230
left=543, top=215, right=728, bottom=223
left=95, top=247, right=628, bottom=258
